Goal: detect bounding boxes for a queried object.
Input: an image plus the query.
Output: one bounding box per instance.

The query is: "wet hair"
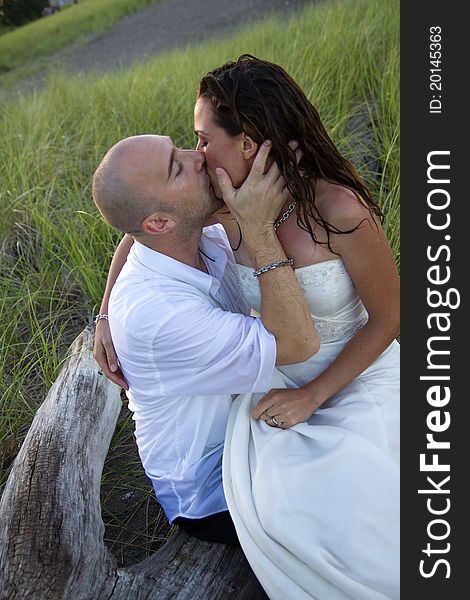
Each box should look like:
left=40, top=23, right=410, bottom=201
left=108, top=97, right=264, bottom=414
left=197, top=54, right=382, bottom=250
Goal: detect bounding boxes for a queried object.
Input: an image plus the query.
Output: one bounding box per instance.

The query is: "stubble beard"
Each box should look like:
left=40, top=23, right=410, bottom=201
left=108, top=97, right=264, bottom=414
left=197, top=184, right=225, bottom=223
left=178, top=188, right=224, bottom=241
left=209, top=189, right=225, bottom=214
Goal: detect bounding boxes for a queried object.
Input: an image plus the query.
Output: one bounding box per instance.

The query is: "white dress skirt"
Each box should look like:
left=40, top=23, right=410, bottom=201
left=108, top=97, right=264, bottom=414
left=224, top=260, right=400, bottom=600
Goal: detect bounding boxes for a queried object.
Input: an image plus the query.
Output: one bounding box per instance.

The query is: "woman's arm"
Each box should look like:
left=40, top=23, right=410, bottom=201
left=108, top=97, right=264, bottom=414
left=307, top=191, right=399, bottom=396
left=252, top=188, right=400, bottom=427
left=93, top=233, right=134, bottom=389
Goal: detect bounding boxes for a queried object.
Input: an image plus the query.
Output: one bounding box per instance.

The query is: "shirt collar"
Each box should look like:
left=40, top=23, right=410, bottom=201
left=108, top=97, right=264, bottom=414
left=131, top=232, right=227, bottom=296
left=199, top=228, right=228, bottom=283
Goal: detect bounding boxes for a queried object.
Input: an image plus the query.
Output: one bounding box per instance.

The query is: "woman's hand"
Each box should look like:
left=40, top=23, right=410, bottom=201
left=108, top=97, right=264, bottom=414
left=216, top=141, right=291, bottom=236
left=93, top=319, right=129, bottom=390
left=215, top=140, right=303, bottom=234
left=251, top=386, right=320, bottom=429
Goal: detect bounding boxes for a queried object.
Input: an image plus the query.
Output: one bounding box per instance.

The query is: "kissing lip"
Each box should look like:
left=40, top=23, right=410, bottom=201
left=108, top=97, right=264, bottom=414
left=205, top=167, right=218, bottom=188
left=202, top=166, right=212, bottom=187
left=202, top=166, right=217, bottom=197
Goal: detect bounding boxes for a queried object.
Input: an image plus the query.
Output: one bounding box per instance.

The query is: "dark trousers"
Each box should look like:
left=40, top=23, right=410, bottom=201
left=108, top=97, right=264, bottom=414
left=173, top=510, right=240, bottom=546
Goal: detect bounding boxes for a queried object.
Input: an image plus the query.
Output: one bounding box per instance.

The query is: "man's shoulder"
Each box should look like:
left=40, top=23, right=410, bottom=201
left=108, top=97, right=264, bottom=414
left=111, top=274, right=206, bottom=311
left=109, top=271, right=211, bottom=341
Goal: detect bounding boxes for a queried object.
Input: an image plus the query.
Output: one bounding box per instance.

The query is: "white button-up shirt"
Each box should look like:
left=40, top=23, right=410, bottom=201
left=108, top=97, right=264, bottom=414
left=109, top=225, right=276, bottom=522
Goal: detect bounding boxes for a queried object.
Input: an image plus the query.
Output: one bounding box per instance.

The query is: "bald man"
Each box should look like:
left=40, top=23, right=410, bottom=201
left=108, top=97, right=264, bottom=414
left=92, top=135, right=318, bottom=544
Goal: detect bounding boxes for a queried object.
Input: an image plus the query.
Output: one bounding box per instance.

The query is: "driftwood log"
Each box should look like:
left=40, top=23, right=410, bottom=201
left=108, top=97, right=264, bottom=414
left=0, top=327, right=267, bottom=600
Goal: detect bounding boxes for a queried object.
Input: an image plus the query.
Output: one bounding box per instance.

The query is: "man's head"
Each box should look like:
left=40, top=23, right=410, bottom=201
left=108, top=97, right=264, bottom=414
left=92, top=134, right=221, bottom=239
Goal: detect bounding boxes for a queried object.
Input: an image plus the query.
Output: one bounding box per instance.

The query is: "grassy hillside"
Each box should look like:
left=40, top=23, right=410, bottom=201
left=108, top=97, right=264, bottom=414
left=0, top=0, right=159, bottom=75
left=0, top=0, right=400, bottom=561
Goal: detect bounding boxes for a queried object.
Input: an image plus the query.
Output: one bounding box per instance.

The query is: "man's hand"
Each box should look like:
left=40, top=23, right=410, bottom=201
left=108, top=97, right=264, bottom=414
left=215, top=141, right=290, bottom=236
left=93, top=319, right=129, bottom=390
left=251, top=387, right=320, bottom=429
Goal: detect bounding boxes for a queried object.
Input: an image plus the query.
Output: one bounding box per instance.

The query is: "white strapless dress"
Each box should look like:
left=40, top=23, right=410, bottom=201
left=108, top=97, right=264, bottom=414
left=223, top=260, right=400, bottom=600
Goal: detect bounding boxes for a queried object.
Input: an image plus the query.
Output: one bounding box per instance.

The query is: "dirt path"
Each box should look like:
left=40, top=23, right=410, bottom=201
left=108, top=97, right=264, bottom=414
left=59, top=0, right=315, bottom=75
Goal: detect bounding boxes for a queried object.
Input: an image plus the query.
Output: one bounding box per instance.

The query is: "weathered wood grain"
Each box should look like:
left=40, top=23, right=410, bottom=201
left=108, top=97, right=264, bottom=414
left=0, top=327, right=267, bottom=600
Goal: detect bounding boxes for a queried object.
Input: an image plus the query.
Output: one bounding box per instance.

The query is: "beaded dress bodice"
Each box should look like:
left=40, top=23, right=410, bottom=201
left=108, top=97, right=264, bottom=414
left=233, top=259, right=368, bottom=343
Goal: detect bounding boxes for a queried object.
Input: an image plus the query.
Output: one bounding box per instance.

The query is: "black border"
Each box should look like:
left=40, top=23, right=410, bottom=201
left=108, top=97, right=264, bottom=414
left=401, top=1, right=466, bottom=595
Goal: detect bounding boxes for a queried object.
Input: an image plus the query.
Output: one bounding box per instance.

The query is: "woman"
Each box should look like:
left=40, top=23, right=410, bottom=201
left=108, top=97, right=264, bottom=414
left=95, top=56, right=399, bottom=599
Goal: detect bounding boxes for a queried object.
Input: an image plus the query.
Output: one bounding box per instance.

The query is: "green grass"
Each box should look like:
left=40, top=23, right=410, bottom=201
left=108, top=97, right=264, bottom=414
left=0, top=0, right=159, bottom=74
left=0, top=0, right=400, bottom=562
left=0, top=23, right=15, bottom=36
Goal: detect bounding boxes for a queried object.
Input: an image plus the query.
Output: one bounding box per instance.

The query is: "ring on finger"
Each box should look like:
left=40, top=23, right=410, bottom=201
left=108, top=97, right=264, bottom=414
left=262, top=409, right=273, bottom=420
left=269, top=416, right=283, bottom=428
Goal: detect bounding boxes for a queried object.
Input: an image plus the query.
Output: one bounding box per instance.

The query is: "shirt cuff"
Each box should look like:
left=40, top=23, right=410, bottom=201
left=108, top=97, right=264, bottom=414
left=250, top=323, right=277, bottom=392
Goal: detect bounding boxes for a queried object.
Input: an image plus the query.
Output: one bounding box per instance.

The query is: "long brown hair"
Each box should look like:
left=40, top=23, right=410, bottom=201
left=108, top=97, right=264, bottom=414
left=198, top=54, right=382, bottom=250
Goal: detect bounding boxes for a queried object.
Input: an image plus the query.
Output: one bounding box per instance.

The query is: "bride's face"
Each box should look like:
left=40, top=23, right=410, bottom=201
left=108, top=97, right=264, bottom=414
left=194, top=97, right=253, bottom=199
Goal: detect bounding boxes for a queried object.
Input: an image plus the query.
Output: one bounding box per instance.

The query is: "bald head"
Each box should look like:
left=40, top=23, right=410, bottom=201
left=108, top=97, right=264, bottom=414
left=92, top=135, right=174, bottom=235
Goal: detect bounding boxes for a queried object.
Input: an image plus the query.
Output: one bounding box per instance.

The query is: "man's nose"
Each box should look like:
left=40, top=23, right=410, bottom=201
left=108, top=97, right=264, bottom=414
left=180, top=148, right=206, bottom=171
left=192, top=149, right=206, bottom=170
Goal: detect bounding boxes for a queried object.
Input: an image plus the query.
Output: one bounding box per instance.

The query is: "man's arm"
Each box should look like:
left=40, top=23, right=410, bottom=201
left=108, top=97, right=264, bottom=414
left=216, top=141, right=319, bottom=365
left=248, top=229, right=317, bottom=365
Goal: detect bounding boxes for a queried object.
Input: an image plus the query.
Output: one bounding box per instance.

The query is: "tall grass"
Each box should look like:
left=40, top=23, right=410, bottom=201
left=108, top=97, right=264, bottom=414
left=0, top=0, right=159, bottom=74
left=0, top=0, right=400, bottom=562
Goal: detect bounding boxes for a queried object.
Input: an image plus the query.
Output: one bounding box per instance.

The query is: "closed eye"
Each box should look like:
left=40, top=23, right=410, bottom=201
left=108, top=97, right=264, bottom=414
left=195, top=132, right=208, bottom=149
left=175, top=160, right=183, bottom=177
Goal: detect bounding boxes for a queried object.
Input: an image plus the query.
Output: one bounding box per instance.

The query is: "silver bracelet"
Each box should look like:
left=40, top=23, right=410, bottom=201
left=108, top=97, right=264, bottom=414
left=94, top=313, right=109, bottom=325
left=253, top=258, right=294, bottom=277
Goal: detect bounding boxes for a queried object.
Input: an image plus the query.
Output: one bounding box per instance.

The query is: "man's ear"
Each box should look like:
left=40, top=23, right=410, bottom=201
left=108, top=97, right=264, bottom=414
left=141, top=213, right=177, bottom=235
left=241, top=134, right=259, bottom=161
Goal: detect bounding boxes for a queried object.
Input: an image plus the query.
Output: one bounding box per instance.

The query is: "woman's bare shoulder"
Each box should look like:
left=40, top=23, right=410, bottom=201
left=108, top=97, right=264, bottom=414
left=315, top=180, right=372, bottom=225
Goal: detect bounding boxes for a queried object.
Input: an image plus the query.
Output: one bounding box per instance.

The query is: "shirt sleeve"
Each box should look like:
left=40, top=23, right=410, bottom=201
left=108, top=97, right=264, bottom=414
left=151, top=301, right=277, bottom=396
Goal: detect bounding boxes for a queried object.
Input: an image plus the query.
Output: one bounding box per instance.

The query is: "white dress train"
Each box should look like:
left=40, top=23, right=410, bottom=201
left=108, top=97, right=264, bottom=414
left=223, top=260, right=400, bottom=600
